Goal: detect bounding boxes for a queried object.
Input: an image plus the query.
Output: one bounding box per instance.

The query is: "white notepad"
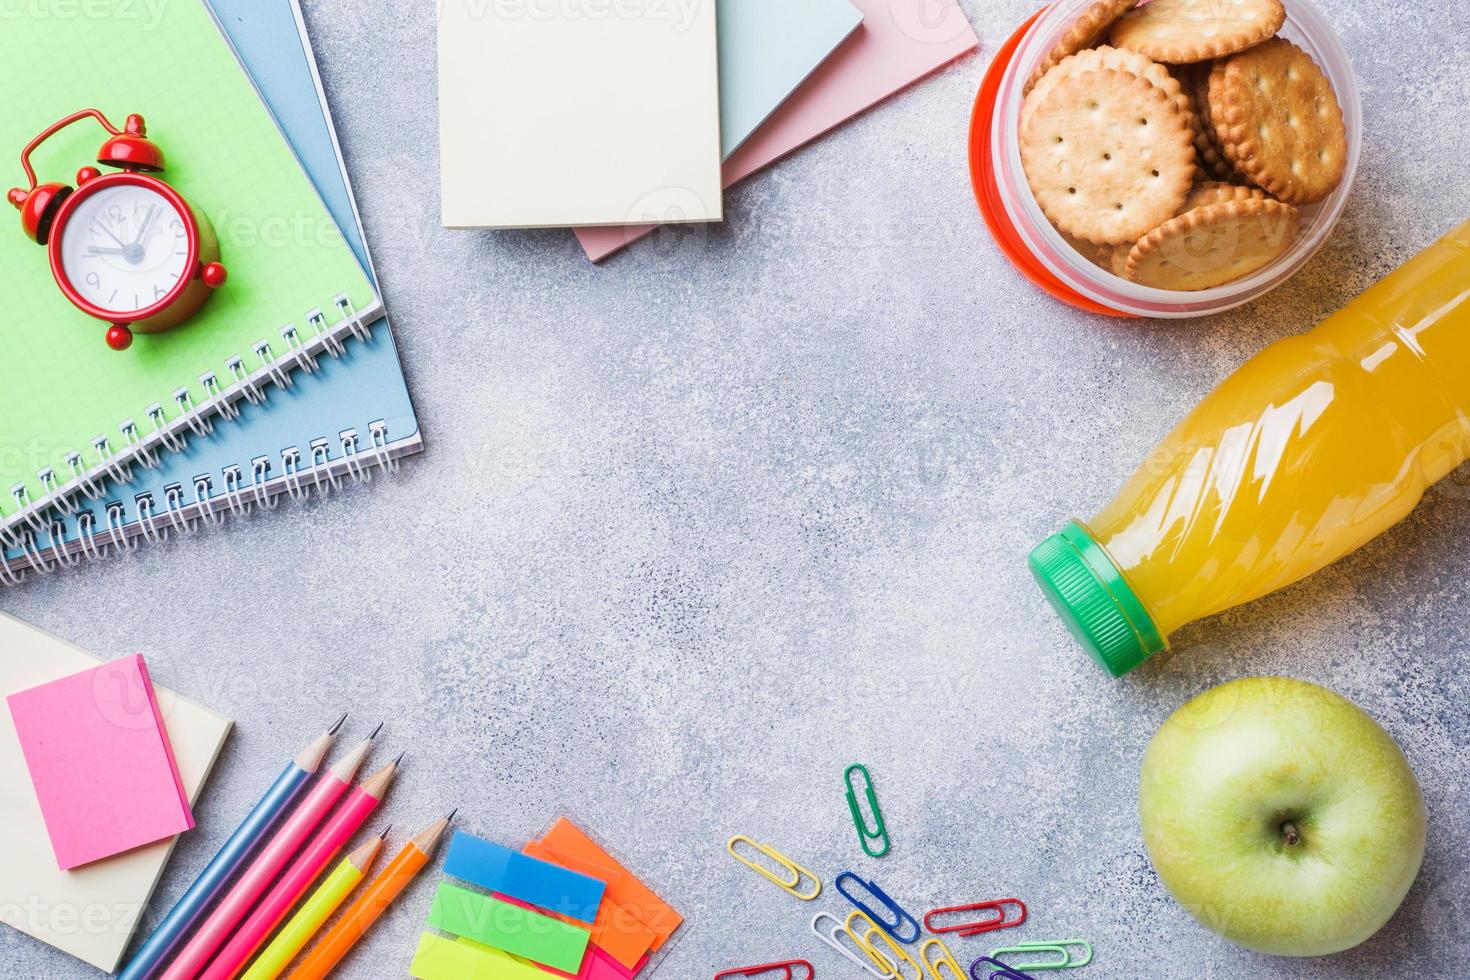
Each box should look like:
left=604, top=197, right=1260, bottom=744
left=437, top=0, right=722, bottom=229
left=0, top=612, right=232, bottom=972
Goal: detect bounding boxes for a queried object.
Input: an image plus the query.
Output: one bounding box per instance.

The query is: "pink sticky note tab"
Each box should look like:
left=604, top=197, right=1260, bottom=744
left=574, top=0, right=979, bottom=261
left=536, top=943, right=650, bottom=980
left=6, top=654, right=193, bottom=869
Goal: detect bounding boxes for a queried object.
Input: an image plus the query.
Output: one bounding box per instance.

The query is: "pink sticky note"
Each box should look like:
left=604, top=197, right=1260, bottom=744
left=6, top=654, right=193, bottom=869
left=574, top=0, right=979, bottom=261
left=536, top=943, right=650, bottom=980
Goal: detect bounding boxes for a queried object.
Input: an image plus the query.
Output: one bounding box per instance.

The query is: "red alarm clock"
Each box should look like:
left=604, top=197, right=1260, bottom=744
left=7, top=108, right=226, bottom=351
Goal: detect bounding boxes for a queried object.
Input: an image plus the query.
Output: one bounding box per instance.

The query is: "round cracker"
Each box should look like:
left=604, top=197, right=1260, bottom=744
left=1021, top=69, right=1195, bottom=245
left=1024, top=45, right=1194, bottom=133
left=1025, top=0, right=1139, bottom=94
left=1064, top=229, right=1133, bottom=278
left=1109, top=0, right=1285, bottom=64
left=1209, top=38, right=1348, bottom=204
left=1126, top=198, right=1300, bottom=289
left=1177, top=63, right=1235, bottom=180
left=1182, top=181, right=1268, bottom=211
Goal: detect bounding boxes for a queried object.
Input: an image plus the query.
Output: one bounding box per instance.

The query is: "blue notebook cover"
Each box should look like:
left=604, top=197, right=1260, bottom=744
left=719, top=0, right=863, bottom=158
left=1, top=0, right=420, bottom=577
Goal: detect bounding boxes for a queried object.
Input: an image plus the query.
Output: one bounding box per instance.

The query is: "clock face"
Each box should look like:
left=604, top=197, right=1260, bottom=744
left=58, top=182, right=192, bottom=316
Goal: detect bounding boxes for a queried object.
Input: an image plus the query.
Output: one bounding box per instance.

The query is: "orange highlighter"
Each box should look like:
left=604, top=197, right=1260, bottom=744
left=287, top=811, right=453, bottom=980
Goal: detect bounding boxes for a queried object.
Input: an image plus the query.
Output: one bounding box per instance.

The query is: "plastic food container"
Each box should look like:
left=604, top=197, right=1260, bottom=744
left=969, top=0, right=1363, bottom=317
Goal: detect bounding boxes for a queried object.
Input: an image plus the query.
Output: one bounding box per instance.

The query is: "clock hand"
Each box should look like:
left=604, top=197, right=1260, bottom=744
left=96, top=220, right=128, bottom=248
left=87, top=246, right=128, bottom=255
left=131, top=204, right=158, bottom=248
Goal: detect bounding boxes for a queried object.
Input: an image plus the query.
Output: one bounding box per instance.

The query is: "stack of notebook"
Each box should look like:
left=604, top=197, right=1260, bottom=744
left=438, top=0, right=980, bottom=259
left=0, top=0, right=421, bottom=584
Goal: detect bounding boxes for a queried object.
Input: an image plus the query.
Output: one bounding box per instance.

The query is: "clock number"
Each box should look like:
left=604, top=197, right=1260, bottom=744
left=170, top=218, right=184, bottom=232
left=107, top=204, right=124, bottom=224
left=154, top=285, right=169, bottom=300
left=85, top=272, right=101, bottom=289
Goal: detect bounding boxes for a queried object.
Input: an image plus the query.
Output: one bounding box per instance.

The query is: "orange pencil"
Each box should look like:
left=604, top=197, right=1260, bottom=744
left=287, top=810, right=455, bottom=980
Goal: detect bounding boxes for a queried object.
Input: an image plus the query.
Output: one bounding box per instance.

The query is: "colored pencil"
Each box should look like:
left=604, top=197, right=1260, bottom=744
left=238, top=826, right=389, bottom=980
left=118, top=714, right=348, bottom=980
left=158, top=726, right=381, bottom=980
left=288, top=811, right=454, bottom=980
left=198, top=756, right=401, bottom=980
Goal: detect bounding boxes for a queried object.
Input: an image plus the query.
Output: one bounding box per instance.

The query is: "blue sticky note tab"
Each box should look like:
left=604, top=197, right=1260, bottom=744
left=443, top=833, right=606, bottom=924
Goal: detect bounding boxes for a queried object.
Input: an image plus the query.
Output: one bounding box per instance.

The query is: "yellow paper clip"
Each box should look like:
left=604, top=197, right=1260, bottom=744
left=726, top=836, right=822, bottom=900
left=842, top=910, right=899, bottom=978
left=920, top=938, right=966, bottom=980
left=863, top=923, right=924, bottom=980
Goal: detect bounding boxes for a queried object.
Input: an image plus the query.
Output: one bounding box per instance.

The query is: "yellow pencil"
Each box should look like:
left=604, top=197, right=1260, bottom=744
left=238, top=826, right=389, bottom=980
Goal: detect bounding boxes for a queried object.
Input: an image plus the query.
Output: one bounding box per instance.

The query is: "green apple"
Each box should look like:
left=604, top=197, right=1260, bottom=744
left=1139, top=676, right=1425, bottom=956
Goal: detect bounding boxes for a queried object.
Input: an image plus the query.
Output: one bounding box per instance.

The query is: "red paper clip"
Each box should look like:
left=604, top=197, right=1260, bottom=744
left=925, top=898, right=1028, bottom=937
left=713, top=960, right=815, bottom=980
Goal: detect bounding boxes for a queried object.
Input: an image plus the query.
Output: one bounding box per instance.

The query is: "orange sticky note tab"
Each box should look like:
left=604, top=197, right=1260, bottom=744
left=520, top=842, right=657, bottom=969
left=537, top=820, right=683, bottom=951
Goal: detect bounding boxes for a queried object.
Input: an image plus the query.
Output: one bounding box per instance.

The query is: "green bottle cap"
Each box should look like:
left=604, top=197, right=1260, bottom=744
left=1028, top=521, right=1167, bottom=677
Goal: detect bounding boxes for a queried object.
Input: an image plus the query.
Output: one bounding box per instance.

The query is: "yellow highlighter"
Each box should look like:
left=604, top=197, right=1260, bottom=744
left=239, top=827, right=388, bottom=980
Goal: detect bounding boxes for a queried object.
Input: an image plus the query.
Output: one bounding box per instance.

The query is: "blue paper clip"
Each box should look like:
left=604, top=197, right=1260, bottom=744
left=970, top=956, right=1038, bottom=980
left=835, top=871, right=921, bottom=944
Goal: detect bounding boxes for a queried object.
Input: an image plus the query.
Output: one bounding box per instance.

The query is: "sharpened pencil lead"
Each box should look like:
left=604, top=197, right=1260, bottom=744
left=327, top=711, right=348, bottom=735
left=392, top=751, right=405, bottom=765
left=367, top=721, right=383, bottom=740
left=378, top=825, right=392, bottom=839
left=446, top=808, right=458, bottom=822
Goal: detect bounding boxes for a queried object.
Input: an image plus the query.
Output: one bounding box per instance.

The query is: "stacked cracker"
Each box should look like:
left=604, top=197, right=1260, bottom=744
left=1020, top=0, right=1347, bottom=291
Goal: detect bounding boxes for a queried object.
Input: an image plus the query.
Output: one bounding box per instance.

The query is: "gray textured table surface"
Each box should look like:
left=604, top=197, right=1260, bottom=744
left=4, top=1, right=1469, bottom=977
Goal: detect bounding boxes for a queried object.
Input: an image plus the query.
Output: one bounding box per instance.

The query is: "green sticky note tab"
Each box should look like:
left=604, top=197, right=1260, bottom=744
left=427, top=882, right=591, bottom=974
left=0, top=1, right=377, bottom=522
left=409, top=932, right=546, bottom=980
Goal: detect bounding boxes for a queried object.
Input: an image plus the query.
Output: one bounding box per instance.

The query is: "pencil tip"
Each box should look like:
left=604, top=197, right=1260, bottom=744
left=327, top=711, right=348, bottom=736
left=368, top=721, right=384, bottom=740
left=392, top=750, right=405, bottom=766
left=379, top=825, right=392, bottom=839
left=446, top=808, right=458, bottom=822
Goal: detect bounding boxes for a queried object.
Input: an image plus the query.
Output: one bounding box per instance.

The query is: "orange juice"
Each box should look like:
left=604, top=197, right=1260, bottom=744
left=1031, top=219, right=1470, bottom=676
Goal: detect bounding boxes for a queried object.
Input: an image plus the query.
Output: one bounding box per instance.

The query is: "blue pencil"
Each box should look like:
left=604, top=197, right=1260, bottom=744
left=117, top=713, right=347, bottom=980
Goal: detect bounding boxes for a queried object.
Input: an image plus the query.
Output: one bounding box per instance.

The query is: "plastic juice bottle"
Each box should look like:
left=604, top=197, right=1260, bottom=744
left=1029, top=218, right=1470, bottom=677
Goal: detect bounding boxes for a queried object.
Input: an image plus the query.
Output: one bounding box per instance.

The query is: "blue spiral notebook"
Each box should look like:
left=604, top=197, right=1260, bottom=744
left=0, top=0, right=420, bottom=581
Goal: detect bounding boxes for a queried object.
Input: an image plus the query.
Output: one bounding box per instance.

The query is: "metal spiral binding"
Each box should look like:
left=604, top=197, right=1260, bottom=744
left=0, top=313, right=405, bottom=588
left=0, top=294, right=377, bottom=540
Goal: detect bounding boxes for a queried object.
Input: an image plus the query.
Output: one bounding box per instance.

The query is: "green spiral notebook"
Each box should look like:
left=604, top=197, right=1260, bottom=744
left=0, top=0, right=379, bottom=541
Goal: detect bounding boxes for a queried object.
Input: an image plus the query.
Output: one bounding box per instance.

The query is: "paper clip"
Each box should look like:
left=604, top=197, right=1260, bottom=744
left=919, top=938, right=967, bottom=980
left=727, top=836, right=822, bottom=900
left=925, top=898, right=1028, bottom=937
left=844, top=763, right=891, bottom=858
left=842, top=910, right=902, bottom=977
left=862, top=922, right=924, bottom=980
left=969, top=956, right=1039, bottom=980
left=988, top=940, right=1093, bottom=971
left=713, top=960, right=815, bottom=980
left=812, top=911, right=890, bottom=978
left=836, top=871, right=920, bottom=944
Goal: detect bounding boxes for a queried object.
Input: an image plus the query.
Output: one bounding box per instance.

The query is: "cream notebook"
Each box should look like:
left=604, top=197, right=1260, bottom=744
left=437, top=0, right=722, bottom=229
left=0, top=612, right=232, bottom=972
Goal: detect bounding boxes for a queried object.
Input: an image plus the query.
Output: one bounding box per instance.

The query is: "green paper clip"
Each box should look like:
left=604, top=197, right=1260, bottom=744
left=990, top=939, right=1094, bottom=971
left=844, top=763, right=891, bottom=858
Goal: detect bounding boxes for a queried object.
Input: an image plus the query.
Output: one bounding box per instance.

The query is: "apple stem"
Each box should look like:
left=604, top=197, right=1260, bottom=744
left=1282, top=821, right=1301, bottom=846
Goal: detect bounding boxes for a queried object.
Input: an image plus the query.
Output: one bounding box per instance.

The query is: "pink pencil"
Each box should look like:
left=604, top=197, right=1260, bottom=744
left=197, top=756, right=400, bottom=980
left=159, top=727, right=380, bottom=980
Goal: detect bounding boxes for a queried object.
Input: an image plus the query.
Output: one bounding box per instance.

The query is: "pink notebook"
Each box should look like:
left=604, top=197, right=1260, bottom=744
left=6, top=654, right=193, bottom=869
left=574, top=0, right=979, bottom=261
